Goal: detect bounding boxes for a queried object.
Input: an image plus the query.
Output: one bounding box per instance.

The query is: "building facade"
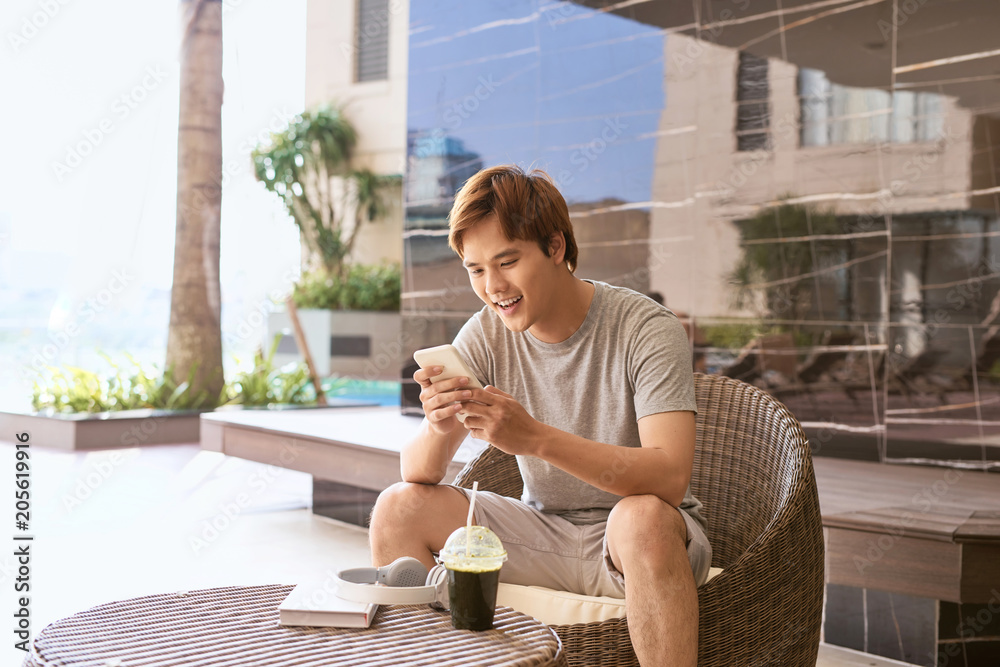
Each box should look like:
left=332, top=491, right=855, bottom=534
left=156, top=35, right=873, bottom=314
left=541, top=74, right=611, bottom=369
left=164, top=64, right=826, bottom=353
left=303, top=0, right=1000, bottom=468
left=397, top=0, right=1000, bottom=475
left=304, top=0, right=408, bottom=267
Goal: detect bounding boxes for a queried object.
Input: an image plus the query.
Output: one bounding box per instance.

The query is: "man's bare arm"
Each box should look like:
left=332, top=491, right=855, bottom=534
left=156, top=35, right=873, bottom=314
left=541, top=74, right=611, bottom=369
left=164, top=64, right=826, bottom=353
left=533, top=411, right=694, bottom=506
left=401, top=366, right=477, bottom=484
left=400, top=419, right=468, bottom=484
left=459, top=386, right=695, bottom=506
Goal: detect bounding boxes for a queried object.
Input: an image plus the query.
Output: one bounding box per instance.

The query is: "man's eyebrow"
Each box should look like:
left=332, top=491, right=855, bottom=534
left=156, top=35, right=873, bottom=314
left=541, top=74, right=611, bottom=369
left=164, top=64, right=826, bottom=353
left=463, top=248, right=520, bottom=268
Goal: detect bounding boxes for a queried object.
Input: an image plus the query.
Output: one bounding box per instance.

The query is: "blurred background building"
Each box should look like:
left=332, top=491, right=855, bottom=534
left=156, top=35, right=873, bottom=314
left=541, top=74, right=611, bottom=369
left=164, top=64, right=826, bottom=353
left=341, top=0, right=1000, bottom=472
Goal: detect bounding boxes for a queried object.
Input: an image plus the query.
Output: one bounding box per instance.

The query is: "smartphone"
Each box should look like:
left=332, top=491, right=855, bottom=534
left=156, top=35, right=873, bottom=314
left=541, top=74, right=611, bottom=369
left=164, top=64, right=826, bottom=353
left=412, top=344, right=483, bottom=422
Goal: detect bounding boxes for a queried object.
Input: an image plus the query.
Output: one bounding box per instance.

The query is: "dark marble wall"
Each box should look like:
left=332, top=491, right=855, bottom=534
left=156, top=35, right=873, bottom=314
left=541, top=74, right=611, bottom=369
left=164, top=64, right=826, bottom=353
left=400, top=0, right=1000, bottom=470
left=825, top=584, right=1000, bottom=666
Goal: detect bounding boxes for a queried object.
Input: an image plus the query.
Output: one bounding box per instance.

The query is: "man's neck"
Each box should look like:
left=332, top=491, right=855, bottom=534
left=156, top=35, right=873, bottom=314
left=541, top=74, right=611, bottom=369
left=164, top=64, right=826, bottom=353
left=528, top=276, right=595, bottom=344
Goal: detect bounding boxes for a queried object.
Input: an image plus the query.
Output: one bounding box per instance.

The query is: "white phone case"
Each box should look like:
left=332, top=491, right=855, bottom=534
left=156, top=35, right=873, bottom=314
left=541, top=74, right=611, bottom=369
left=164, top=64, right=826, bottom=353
left=412, top=344, right=483, bottom=422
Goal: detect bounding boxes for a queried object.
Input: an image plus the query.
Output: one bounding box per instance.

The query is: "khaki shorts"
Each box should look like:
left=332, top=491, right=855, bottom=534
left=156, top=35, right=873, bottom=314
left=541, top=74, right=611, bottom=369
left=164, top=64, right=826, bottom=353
left=450, top=487, right=712, bottom=599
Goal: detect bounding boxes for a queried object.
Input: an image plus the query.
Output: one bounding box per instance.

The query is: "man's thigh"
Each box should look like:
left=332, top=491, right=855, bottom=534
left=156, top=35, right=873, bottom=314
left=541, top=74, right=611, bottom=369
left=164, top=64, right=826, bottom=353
left=449, top=487, right=624, bottom=598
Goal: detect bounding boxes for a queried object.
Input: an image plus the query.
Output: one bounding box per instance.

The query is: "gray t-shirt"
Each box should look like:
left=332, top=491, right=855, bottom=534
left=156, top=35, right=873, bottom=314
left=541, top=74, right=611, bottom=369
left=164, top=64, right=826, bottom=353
left=453, top=280, right=705, bottom=531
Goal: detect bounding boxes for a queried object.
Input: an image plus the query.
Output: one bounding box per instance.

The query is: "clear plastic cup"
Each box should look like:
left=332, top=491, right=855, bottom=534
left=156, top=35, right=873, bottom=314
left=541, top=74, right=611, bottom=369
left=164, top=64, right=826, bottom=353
left=439, top=526, right=507, bottom=630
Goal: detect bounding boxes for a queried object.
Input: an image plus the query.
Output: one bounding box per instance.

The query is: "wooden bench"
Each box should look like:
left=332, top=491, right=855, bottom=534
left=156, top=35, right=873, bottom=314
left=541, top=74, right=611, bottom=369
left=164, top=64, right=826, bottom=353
left=816, top=458, right=1000, bottom=604
left=814, top=458, right=1000, bottom=665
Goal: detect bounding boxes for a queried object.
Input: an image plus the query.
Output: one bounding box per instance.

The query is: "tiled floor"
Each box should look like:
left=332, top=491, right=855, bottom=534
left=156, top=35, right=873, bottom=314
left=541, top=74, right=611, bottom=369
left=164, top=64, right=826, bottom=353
left=0, top=437, right=915, bottom=666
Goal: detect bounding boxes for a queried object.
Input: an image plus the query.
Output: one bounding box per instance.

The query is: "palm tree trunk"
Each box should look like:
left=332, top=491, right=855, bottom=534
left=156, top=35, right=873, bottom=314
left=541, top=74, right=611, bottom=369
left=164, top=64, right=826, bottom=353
left=166, top=0, right=224, bottom=403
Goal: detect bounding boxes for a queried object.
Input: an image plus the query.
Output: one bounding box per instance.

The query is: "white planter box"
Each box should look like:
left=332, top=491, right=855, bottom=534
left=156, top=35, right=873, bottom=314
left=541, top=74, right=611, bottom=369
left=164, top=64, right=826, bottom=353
left=0, top=409, right=204, bottom=450
left=267, top=309, right=402, bottom=381
left=0, top=402, right=380, bottom=451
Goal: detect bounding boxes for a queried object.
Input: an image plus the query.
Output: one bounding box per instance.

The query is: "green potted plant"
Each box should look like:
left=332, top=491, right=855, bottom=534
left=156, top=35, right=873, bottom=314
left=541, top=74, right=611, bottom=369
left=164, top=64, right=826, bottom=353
left=252, top=105, right=402, bottom=380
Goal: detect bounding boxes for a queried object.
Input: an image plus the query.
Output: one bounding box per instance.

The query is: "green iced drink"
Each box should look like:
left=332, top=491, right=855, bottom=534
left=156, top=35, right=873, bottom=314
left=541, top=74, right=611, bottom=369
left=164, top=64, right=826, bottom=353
left=439, top=526, right=507, bottom=631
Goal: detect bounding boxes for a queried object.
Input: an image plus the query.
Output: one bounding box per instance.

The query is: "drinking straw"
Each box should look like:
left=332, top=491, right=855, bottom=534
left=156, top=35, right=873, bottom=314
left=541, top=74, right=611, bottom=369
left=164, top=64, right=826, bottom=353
left=466, top=481, right=478, bottom=557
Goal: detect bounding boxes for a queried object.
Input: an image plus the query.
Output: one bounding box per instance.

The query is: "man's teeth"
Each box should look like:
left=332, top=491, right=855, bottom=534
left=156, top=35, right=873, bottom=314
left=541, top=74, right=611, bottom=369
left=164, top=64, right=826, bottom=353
left=497, top=296, right=522, bottom=307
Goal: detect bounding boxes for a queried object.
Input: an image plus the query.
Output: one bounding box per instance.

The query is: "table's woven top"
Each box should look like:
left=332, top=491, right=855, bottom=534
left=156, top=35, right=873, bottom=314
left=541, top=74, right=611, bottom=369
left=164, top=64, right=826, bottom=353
left=23, top=584, right=565, bottom=667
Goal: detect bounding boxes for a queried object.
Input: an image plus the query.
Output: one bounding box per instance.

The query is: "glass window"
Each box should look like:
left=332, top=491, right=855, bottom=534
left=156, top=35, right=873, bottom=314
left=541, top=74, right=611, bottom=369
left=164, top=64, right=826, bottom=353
left=736, top=52, right=770, bottom=152
left=799, top=68, right=945, bottom=146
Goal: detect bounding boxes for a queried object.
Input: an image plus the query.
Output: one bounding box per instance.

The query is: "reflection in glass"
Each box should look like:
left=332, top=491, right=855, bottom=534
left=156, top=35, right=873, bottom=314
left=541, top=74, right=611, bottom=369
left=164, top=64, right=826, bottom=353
left=799, top=68, right=946, bottom=146
left=402, top=0, right=1000, bottom=470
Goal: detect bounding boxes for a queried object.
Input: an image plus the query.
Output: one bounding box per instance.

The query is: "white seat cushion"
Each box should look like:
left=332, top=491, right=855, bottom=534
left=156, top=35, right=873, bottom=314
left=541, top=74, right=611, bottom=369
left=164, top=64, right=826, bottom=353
left=496, top=567, right=723, bottom=626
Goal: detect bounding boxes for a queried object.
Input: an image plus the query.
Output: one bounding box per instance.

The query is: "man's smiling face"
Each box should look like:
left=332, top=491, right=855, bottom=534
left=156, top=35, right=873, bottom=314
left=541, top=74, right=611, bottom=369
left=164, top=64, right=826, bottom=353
left=461, top=214, right=562, bottom=334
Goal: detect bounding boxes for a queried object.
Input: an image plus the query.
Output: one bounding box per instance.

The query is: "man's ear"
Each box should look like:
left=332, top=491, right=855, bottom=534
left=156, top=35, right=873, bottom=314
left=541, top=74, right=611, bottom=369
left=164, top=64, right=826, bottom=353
left=548, top=232, right=566, bottom=265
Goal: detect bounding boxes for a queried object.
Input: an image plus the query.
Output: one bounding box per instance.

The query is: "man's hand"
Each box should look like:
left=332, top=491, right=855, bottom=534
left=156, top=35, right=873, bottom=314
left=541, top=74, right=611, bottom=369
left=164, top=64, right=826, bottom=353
left=414, top=366, right=473, bottom=436
left=458, top=386, right=545, bottom=455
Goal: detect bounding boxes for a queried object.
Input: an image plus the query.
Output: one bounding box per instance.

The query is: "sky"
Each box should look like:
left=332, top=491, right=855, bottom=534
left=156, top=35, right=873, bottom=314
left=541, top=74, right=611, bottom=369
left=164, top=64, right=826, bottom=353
left=407, top=0, right=665, bottom=205
left=0, top=0, right=307, bottom=409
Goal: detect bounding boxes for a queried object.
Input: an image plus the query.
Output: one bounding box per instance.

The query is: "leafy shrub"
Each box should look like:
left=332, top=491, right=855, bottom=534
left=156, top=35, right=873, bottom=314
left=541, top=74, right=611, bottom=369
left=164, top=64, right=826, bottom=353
left=31, top=354, right=210, bottom=413
left=292, top=262, right=400, bottom=311
left=222, top=335, right=314, bottom=407
left=31, top=339, right=318, bottom=414
left=700, top=323, right=772, bottom=350
left=700, top=323, right=813, bottom=352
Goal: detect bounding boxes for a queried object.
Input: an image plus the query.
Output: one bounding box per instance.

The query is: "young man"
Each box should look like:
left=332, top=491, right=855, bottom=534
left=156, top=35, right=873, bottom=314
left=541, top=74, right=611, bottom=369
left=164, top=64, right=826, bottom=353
left=369, top=165, right=711, bottom=666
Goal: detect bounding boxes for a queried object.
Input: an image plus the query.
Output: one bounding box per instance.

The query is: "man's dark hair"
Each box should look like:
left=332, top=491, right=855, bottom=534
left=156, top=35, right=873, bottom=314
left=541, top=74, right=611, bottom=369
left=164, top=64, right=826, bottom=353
left=448, top=164, right=579, bottom=272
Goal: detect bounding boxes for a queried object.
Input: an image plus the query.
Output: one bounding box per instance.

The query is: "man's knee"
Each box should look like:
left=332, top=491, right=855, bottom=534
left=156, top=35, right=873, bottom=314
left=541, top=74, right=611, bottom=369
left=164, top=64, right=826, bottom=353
left=371, top=481, right=440, bottom=525
left=608, top=494, right=687, bottom=562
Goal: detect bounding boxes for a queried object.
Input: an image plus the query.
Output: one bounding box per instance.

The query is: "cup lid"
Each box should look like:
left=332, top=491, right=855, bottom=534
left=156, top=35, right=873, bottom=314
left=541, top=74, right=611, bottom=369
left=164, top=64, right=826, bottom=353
left=439, top=525, right=507, bottom=570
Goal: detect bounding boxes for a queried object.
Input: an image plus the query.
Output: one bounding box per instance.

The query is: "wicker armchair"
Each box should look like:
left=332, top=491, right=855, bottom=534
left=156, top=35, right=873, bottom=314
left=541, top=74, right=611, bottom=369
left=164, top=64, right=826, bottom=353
left=454, top=373, right=825, bottom=666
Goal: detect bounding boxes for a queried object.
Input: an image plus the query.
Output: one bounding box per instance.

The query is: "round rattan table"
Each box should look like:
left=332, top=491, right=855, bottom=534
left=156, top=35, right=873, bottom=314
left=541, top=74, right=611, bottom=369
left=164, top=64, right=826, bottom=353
left=22, top=584, right=567, bottom=666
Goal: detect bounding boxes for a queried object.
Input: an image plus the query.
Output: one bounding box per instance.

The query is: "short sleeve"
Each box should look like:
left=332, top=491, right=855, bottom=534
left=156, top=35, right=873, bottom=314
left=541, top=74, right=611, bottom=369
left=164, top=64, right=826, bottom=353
left=629, top=312, right=697, bottom=420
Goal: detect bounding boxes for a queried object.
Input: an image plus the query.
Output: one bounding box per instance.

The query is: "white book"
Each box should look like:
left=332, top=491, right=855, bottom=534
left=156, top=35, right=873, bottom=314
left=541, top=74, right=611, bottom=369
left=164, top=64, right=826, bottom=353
left=278, top=582, right=378, bottom=629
